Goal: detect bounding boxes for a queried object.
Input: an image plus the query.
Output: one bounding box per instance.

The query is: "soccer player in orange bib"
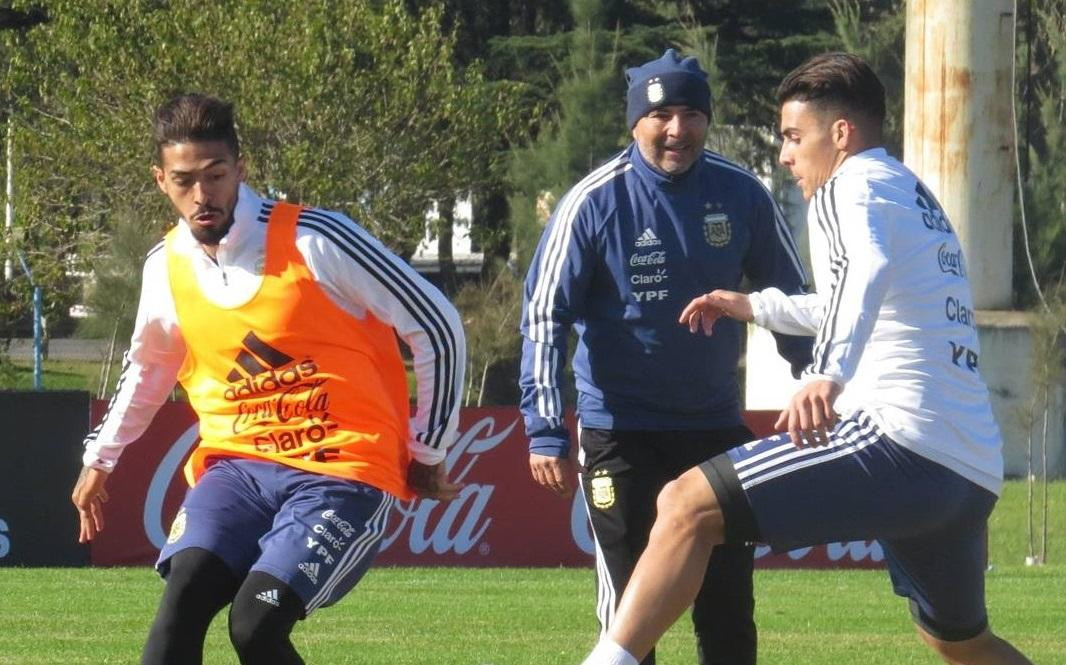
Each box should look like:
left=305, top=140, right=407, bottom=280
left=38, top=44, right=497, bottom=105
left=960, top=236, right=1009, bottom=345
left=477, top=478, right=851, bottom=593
left=70, top=93, right=466, bottom=665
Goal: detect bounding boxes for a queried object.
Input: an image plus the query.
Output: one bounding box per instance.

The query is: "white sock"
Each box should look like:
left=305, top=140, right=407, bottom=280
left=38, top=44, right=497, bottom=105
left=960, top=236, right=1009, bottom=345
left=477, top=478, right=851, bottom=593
left=580, top=638, right=639, bottom=665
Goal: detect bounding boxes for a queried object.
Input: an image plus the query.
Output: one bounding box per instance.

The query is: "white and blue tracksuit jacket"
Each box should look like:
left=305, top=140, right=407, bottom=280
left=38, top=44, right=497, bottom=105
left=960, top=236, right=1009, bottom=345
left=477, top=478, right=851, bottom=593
left=520, top=143, right=812, bottom=457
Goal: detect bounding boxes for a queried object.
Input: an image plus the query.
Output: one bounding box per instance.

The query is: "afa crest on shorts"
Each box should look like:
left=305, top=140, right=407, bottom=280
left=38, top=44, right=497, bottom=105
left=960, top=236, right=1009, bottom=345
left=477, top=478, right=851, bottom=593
left=589, top=469, right=615, bottom=510
left=703, top=213, right=731, bottom=247
left=166, top=507, right=187, bottom=544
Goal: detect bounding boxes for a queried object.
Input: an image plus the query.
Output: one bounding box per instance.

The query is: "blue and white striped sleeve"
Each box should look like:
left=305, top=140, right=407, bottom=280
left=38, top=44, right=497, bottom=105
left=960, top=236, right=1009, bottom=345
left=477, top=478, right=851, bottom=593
left=83, top=242, right=187, bottom=471
left=802, top=175, right=891, bottom=386
left=518, top=194, right=597, bottom=459
left=296, top=209, right=465, bottom=466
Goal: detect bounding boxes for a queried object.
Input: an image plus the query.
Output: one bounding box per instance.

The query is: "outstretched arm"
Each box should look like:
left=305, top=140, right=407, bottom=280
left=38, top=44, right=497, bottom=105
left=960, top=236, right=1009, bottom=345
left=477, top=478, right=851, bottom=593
left=678, top=289, right=753, bottom=336
left=77, top=244, right=186, bottom=540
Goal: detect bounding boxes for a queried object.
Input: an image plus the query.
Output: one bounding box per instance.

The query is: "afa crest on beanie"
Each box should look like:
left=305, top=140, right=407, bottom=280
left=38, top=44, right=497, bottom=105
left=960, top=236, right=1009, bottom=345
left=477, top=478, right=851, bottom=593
left=625, top=48, right=712, bottom=128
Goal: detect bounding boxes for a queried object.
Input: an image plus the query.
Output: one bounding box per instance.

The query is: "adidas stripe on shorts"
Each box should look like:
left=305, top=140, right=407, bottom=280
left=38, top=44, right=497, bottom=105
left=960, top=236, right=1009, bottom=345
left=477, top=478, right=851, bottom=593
left=157, top=457, right=393, bottom=615
left=699, top=410, right=998, bottom=641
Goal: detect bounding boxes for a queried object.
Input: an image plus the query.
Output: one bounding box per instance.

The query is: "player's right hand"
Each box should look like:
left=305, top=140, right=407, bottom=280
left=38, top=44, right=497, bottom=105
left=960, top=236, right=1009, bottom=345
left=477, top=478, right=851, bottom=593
left=529, top=453, right=575, bottom=498
left=407, top=461, right=463, bottom=501
left=71, top=466, right=109, bottom=543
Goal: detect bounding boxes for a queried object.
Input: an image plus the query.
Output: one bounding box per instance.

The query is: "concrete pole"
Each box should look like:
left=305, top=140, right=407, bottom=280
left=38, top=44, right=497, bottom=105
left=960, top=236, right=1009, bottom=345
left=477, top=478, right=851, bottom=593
left=904, top=0, right=1015, bottom=309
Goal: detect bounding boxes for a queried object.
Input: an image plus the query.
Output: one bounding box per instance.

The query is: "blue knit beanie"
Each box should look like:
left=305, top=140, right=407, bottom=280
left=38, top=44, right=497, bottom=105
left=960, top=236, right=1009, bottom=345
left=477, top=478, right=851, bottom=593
left=625, top=48, right=712, bottom=128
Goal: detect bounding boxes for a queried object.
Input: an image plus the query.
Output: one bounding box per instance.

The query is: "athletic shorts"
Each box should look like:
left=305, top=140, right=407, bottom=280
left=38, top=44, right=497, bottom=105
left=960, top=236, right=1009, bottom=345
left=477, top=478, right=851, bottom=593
left=157, top=457, right=395, bottom=615
left=699, top=410, right=998, bottom=641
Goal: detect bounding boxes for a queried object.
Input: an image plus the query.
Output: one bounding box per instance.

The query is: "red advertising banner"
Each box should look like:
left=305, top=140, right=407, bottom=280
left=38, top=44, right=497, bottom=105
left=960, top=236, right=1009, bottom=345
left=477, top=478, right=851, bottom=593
left=89, top=402, right=883, bottom=569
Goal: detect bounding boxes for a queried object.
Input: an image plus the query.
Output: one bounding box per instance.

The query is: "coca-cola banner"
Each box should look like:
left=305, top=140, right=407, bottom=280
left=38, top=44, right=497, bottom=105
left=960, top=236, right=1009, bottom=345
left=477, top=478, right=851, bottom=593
left=89, top=402, right=883, bottom=569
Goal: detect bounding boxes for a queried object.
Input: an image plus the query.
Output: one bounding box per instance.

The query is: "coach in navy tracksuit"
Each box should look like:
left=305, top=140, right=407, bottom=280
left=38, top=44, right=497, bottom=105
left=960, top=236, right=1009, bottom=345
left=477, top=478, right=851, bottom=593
left=520, top=49, right=812, bottom=665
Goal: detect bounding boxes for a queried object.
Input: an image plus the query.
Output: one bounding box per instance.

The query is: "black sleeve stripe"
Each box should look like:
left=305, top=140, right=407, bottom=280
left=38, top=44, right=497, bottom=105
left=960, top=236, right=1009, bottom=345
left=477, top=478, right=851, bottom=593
left=255, top=201, right=276, bottom=224
left=83, top=350, right=133, bottom=446
left=808, top=189, right=831, bottom=371
left=297, top=214, right=453, bottom=449
left=145, top=240, right=165, bottom=260
left=811, top=179, right=849, bottom=375
left=295, top=209, right=458, bottom=450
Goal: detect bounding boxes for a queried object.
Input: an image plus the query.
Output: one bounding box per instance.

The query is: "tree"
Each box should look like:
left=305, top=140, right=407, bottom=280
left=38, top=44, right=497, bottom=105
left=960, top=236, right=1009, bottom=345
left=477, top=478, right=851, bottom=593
left=0, top=2, right=49, bottom=376
left=508, top=0, right=633, bottom=270
left=0, top=0, right=529, bottom=345
left=453, top=263, right=524, bottom=405
left=1016, top=0, right=1066, bottom=305
left=830, top=0, right=905, bottom=156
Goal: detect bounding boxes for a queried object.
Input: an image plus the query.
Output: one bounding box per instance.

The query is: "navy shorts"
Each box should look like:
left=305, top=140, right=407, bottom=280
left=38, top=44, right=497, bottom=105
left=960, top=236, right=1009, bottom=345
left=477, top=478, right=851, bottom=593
left=158, top=457, right=394, bottom=615
left=699, top=411, right=998, bottom=641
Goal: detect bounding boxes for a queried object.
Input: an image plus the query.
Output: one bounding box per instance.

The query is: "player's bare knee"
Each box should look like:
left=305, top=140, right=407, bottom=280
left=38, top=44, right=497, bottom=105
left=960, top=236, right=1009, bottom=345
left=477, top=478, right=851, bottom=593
left=655, top=469, right=723, bottom=544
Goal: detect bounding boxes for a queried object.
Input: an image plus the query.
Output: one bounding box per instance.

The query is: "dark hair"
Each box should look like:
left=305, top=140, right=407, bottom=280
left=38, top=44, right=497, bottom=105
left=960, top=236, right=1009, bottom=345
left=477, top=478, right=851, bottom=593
left=777, top=52, right=886, bottom=130
left=152, top=93, right=240, bottom=163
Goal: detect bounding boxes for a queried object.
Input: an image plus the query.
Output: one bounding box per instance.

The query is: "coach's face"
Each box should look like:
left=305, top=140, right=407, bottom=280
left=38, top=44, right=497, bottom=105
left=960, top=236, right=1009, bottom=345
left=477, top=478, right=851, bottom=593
left=778, top=100, right=849, bottom=200
left=632, top=105, right=708, bottom=175
left=153, top=140, right=245, bottom=249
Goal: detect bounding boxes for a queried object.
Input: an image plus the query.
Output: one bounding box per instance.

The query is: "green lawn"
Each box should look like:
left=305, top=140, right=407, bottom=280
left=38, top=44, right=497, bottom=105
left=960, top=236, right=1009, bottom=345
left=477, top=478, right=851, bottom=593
left=1, top=357, right=121, bottom=393
left=0, top=565, right=1061, bottom=664
left=0, top=481, right=1062, bottom=664
left=2, top=357, right=419, bottom=396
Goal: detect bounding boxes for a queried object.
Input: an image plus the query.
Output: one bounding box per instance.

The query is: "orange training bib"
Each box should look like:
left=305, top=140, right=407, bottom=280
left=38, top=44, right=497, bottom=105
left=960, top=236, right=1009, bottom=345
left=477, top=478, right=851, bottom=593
left=166, top=202, right=413, bottom=499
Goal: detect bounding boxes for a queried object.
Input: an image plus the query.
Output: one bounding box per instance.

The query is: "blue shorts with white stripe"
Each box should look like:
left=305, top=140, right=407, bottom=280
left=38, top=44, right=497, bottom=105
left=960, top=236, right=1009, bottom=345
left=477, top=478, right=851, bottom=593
left=699, top=410, right=997, bottom=641
left=157, top=457, right=393, bottom=615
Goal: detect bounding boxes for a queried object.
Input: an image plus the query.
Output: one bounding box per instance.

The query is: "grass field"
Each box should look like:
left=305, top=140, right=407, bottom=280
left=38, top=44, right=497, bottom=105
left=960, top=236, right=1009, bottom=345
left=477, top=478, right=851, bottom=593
left=2, top=357, right=420, bottom=396
left=1, top=482, right=1062, bottom=664
left=1, top=356, right=127, bottom=393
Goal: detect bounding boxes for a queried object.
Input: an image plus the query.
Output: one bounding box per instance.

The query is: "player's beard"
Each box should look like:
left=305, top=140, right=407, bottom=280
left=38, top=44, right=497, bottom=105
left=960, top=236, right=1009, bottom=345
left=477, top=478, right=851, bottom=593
left=189, top=207, right=236, bottom=247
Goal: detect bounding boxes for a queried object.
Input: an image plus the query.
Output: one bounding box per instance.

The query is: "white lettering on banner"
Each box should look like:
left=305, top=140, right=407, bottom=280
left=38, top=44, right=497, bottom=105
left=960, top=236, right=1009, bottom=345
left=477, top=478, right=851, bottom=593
left=787, top=546, right=814, bottom=560
left=755, top=540, right=883, bottom=563
left=0, top=517, right=10, bottom=559
left=827, top=540, right=884, bottom=562
left=144, top=424, right=200, bottom=549
left=393, top=485, right=495, bottom=555
left=381, top=416, right=516, bottom=555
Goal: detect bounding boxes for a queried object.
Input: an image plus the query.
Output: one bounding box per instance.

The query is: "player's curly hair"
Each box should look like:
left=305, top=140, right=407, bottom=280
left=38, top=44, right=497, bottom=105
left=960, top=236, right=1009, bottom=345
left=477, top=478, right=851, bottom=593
left=152, top=93, right=240, bottom=163
left=777, top=52, right=886, bottom=131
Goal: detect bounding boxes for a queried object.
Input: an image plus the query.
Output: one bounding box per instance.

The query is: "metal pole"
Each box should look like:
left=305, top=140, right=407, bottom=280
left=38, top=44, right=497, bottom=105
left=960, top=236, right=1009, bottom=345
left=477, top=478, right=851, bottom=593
left=32, top=286, right=42, bottom=390
left=4, top=114, right=13, bottom=282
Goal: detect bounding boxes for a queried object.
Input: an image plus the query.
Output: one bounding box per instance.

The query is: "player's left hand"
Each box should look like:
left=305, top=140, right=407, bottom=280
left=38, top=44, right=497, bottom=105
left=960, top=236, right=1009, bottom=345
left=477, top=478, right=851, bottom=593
left=775, top=379, right=842, bottom=449
left=407, top=461, right=463, bottom=501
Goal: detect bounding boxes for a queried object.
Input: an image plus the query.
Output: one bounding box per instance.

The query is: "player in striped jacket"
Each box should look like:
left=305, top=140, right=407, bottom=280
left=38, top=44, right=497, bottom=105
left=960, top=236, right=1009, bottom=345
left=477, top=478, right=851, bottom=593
left=521, top=49, right=812, bottom=665
left=71, top=94, right=466, bottom=665
left=581, top=53, right=1032, bottom=665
